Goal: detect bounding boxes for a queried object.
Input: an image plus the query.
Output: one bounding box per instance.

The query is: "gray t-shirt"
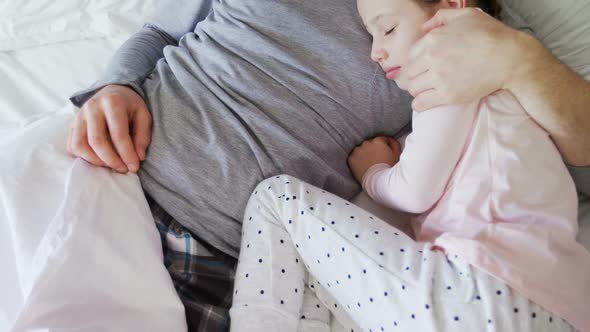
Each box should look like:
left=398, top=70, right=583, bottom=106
left=71, top=0, right=413, bottom=258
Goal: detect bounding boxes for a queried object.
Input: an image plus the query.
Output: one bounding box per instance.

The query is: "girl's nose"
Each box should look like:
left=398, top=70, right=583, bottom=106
left=371, top=46, right=388, bottom=63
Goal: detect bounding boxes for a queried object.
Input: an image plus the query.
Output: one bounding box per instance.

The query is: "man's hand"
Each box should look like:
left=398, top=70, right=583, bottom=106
left=407, top=7, right=590, bottom=166
left=348, top=136, right=401, bottom=184
left=406, top=8, right=523, bottom=111
left=67, top=84, right=152, bottom=173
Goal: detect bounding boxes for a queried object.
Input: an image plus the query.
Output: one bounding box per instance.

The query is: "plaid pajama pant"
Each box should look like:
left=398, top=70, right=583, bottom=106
left=148, top=197, right=238, bottom=332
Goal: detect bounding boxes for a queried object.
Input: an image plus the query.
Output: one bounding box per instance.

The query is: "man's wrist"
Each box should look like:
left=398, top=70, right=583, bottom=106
left=502, top=30, right=552, bottom=93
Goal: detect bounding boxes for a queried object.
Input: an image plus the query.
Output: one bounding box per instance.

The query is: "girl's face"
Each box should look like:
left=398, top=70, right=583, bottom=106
left=357, top=0, right=460, bottom=90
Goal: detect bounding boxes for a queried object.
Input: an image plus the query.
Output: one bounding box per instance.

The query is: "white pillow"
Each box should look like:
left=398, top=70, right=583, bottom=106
left=0, top=0, right=157, bottom=51
left=500, top=0, right=590, bottom=80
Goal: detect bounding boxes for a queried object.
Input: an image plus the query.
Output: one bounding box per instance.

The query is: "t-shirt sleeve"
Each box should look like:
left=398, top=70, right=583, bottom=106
left=69, top=0, right=215, bottom=108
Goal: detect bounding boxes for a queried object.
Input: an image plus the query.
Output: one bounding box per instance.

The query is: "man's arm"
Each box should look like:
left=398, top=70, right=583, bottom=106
left=70, top=0, right=215, bottom=106
left=500, top=0, right=590, bottom=169
left=67, top=0, right=215, bottom=173
left=504, top=32, right=590, bottom=167
left=509, top=41, right=590, bottom=197
left=406, top=8, right=590, bottom=196
left=69, top=25, right=176, bottom=107
left=70, top=0, right=215, bottom=107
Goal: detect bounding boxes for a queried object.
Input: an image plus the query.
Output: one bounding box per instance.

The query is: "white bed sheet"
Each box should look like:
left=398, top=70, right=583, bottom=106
left=0, top=0, right=158, bottom=51
left=1, top=2, right=590, bottom=332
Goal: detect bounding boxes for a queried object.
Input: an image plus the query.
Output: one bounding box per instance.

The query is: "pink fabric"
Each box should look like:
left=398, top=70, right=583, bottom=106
left=362, top=90, right=590, bottom=332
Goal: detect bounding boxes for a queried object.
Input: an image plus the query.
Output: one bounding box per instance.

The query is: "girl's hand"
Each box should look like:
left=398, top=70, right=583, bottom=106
left=348, top=136, right=401, bottom=184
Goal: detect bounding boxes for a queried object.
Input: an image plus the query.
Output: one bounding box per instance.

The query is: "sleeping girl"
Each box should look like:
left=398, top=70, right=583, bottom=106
left=229, top=0, right=590, bottom=331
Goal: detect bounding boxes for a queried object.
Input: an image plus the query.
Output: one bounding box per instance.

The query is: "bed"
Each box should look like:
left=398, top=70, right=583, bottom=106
left=1, top=0, right=589, bottom=331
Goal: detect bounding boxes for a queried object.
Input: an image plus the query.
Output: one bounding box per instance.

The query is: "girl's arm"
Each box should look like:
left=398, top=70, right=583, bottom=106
left=362, top=103, right=478, bottom=214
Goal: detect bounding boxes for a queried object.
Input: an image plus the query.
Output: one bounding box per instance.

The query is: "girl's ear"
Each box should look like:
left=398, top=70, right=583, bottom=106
left=438, top=0, right=468, bottom=9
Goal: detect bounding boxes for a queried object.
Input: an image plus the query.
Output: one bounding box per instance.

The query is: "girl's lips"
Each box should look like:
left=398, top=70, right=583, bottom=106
left=385, top=67, right=401, bottom=80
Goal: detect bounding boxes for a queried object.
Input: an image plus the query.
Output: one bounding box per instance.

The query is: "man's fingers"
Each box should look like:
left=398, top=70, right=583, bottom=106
left=405, top=58, right=429, bottom=82
left=421, top=10, right=448, bottom=33
left=131, top=109, right=152, bottom=161
left=104, top=107, right=139, bottom=173
left=411, top=89, right=444, bottom=112
left=70, top=117, right=107, bottom=167
left=87, top=111, right=128, bottom=172
left=422, top=8, right=473, bottom=33
left=407, top=71, right=434, bottom=97
left=407, top=35, right=428, bottom=69
left=406, top=32, right=436, bottom=80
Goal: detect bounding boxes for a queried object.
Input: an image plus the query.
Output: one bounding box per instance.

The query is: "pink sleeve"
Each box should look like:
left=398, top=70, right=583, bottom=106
left=362, top=103, right=479, bottom=214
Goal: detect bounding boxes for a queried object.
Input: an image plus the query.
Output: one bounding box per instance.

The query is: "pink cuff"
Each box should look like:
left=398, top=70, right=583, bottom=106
left=361, top=163, right=391, bottom=193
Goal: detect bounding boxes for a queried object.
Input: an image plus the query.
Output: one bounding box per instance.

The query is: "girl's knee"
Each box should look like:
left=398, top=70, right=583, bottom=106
left=250, top=175, right=305, bottom=211
left=255, top=174, right=300, bottom=193
left=250, top=175, right=289, bottom=204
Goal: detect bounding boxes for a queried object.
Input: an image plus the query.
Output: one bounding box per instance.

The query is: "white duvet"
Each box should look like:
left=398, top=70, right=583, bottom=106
left=0, top=113, right=187, bottom=332
left=1, top=1, right=589, bottom=331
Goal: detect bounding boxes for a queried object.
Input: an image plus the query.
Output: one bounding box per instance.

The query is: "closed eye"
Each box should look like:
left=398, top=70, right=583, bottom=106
left=385, top=26, right=397, bottom=35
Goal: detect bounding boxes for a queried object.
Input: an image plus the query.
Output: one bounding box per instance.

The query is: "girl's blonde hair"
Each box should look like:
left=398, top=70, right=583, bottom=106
left=416, top=0, right=501, bottom=18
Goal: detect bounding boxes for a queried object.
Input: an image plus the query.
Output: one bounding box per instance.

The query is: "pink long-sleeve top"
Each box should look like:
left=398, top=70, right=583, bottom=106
left=362, top=90, right=590, bottom=331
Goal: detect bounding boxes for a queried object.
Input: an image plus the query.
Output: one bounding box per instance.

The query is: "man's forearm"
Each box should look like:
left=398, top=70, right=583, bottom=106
left=505, top=31, right=590, bottom=167
left=70, top=0, right=216, bottom=108
left=69, top=25, right=175, bottom=107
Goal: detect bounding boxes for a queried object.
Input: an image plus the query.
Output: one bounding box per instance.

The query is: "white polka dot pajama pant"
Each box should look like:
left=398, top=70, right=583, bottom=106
left=229, top=175, right=573, bottom=332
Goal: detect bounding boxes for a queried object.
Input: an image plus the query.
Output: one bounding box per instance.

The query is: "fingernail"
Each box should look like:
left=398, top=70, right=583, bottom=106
left=128, top=163, right=138, bottom=172
left=117, top=167, right=128, bottom=173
